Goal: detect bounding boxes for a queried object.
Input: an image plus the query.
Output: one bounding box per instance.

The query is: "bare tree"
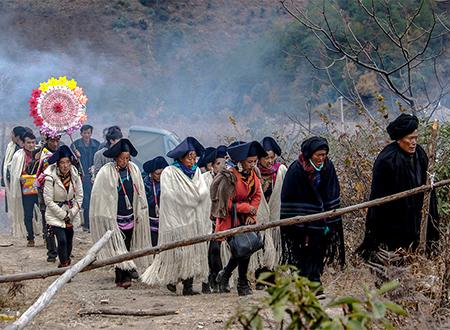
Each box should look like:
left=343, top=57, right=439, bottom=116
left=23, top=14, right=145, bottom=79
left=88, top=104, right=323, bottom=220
left=281, top=0, right=449, bottom=118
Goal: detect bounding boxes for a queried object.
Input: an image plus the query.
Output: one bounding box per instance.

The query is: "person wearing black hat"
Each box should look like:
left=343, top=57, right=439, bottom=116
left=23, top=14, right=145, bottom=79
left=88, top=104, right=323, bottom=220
left=212, top=141, right=266, bottom=296
left=8, top=130, right=40, bottom=246
left=357, top=114, right=439, bottom=259
left=280, top=136, right=344, bottom=298
left=2, top=126, right=26, bottom=213
left=197, top=147, right=216, bottom=173
left=35, top=134, right=62, bottom=262
left=90, top=138, right=151, bottom=289
left=42, top=146, right=83, bottom=268
left=252, top=137, right=288, bottom=290
left=141, top=137, right=209, bottom=296
left=142, top=156, right=169, bottom=246
left=202, top=145, right=227, bottom=293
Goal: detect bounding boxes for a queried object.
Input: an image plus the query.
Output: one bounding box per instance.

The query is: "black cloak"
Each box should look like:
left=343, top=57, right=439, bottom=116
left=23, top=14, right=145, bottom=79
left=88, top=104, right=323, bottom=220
left=280, top=157, right=345, bottom=272
left=358, top=142, right=439, bottom=258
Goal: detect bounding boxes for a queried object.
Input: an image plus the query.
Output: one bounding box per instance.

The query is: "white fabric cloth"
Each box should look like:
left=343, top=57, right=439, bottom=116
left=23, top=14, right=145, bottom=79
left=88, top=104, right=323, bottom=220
left=8, top=149, right=27, bottom=238
left=141, top=165, right=209, bottom=286
left=43, top=164, right=83, bottom=228
left=251, top=164, right=287, bottom=271
left=90, top=162, right=151, bottom=271
left=2, top=141, right=16, bottom=212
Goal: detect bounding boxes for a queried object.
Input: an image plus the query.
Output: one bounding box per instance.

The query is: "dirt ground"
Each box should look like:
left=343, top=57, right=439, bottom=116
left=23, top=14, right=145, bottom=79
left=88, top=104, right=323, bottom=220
left=0, top=229, right=273, bottom=330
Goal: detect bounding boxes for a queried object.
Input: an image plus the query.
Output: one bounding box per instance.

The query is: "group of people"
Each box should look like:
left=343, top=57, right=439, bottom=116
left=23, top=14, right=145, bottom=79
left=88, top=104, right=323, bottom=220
left=1, top=113, right=440, bottom=297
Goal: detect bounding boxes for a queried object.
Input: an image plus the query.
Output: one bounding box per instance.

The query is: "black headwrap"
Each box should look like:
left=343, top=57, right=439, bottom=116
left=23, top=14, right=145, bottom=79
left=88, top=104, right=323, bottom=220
left=143, top=156, right=169, bottom=174
left=228, top=141, right=267, bottom=162
left=386, top=113, right=419, bottom=141
left=12, top=126, right=26, bottom=137
left=301, top=136, right=329, bottom=160
left=48, top=145, right=76, bottom=165
left=261, top=137, right=282, bottom=156
left=166, top=137, right=205, bottom=159
left=103, top=138, right=138, bottom=158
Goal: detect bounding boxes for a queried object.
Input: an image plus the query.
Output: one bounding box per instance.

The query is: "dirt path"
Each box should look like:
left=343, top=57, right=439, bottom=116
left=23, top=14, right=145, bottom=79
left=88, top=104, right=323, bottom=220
left=0, top=230, right=272, bottom=329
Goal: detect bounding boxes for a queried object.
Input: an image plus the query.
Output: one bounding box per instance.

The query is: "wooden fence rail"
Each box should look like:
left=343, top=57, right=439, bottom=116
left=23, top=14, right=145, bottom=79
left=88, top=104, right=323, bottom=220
left=0, top=179, right=448, bottom=284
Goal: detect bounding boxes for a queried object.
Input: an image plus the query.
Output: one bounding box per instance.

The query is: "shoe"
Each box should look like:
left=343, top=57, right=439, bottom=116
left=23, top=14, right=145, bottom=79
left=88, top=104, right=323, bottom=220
left=255, top=283, right=266, bottom=290
left=237, top=279, right=253, bottom=296
left=57, top=261, right=70, bottom=268
left=130, top=269, right=139, bottom=280
left=202, top=282, right=212, bottom=294
left=208, top=274, right=219, bottom=293
left=117, top=281, right=132, bottom=289
left=182, top=278, right=200, bottom=296
left=27, top=240, right=35, bottom=247
left=216, top=270, right=231, bottom=293
left=47, top=256, right=57, bottom=263
left=166, top=284, right=177, bottom=293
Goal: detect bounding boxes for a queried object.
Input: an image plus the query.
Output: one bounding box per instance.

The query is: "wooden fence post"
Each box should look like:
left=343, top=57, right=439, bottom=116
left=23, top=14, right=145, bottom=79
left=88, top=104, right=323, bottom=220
left=419, top=120, right=439, bottom=252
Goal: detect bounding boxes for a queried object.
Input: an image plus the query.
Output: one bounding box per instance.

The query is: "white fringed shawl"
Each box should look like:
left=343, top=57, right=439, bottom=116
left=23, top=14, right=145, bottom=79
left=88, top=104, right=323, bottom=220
left=141, top=165, right=209, bottom=286
left=90, top=162, right=151, bottom=271
left=251, top=164, right=287, bottom=270
left=8, top=149, right=27, bottom=238
left=2, top=141, right=16, bottom=210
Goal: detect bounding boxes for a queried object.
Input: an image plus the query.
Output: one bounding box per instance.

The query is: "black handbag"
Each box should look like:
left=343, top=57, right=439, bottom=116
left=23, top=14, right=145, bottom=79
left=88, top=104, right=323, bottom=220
left=227, top=203, right=263, bottom=258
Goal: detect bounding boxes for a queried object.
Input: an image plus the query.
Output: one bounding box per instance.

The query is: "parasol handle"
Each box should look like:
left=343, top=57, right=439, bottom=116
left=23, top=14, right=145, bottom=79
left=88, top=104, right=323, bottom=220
left=68, top=133, right=85, bottom=177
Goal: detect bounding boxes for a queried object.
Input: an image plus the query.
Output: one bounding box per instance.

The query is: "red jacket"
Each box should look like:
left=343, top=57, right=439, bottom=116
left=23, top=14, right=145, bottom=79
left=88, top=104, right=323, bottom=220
left=215, top=167, right=261, bottom=233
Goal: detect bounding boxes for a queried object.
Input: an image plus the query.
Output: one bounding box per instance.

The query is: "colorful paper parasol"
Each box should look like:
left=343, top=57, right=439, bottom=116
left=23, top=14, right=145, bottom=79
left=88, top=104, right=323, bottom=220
left=28, top=76, right=88, bottom=137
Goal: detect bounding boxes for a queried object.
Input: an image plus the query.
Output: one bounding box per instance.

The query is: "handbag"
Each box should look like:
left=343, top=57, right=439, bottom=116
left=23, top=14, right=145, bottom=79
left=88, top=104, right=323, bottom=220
left=227, top=203, right=263, bottom=258
left=21, top=160, right=39, bottom=196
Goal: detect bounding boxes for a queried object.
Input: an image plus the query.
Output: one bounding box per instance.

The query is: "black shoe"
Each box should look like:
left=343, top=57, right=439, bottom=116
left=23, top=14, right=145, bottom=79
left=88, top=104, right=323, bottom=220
left=130, top=269, right=139, bottom=280
left=47, top=256, right=57, bottom=263
left=202, top=282, right=212, bottom=294
left=208, top=274, right=220, bottom=293
left=166, top=284, right=177, bottom=293
left=255, top=283, right=266, bottom=290
left=182, top=278, right=200, bottom=296
left=216, top=270, right=231, bottom=293
left=237, top=279, right=253, bottom=296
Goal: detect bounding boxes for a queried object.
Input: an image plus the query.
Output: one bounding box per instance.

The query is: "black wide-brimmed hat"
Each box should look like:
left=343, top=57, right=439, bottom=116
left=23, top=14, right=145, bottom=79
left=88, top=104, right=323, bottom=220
left=48, top=145, right=76, bottom=165
left=301, top=136, right=329, bottom=160
left=143, top=156, right=169, bottom=174
left=103, top=138, right=138, bottom=158
left=197, top=147, right=216, bottom=168
left=227, top=141, right=267, bottom=162
left=203, top=145, right=228, bottom=165
left=261, top=136, right=282, bottom=156
left=166, top=137, right=205, bottom=159
left=386, top=113, right=419, bottom=141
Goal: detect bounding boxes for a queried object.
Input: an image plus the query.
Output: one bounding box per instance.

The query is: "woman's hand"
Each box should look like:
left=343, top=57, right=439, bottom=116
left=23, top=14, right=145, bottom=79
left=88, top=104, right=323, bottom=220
left=245, top=217, right=256, bottom=225
left=249, top=206, right=257, bottom=215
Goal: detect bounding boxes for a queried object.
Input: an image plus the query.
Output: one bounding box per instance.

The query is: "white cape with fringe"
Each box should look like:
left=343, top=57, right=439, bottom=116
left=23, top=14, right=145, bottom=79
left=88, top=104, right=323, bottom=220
left=8, top=149, right=27, bottom=238
left=90, top=162, right=151, bottom=271
left=2, top=141, right=16, bottom=212
left=251, top=164, right=287, bottom=271
left=141, top=165, right=209, bottom=286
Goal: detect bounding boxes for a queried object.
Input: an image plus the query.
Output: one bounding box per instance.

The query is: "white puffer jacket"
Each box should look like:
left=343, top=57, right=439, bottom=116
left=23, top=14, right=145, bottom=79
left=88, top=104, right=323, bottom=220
left=43, top=164, right=84, bottom=228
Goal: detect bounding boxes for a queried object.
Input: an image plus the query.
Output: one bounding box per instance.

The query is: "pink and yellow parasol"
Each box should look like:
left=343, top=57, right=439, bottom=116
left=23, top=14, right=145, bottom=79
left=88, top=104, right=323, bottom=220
left=28, top=76, right=88, bottom=137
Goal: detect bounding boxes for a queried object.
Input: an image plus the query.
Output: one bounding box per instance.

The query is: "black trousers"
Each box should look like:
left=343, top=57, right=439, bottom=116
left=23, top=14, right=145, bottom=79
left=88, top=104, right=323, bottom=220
left=51, top=226, right=74, bottom=265
left=223, top=254, right=250, bottom=281
left=281, top=225, right=326, bottom=284
left=81, top=175, right=93, bottom=230
left=22, top=194, right=38, bottom=241
left=115, top=228, right=134, bottom=283
left=41, top=210, right=57, bottom=258
left=208, top=240, right=223, bottom=283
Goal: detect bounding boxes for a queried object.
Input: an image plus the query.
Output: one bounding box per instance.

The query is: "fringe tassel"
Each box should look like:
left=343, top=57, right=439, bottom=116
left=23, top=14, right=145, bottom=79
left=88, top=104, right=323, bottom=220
left=141, top=223, right=209, bottom=285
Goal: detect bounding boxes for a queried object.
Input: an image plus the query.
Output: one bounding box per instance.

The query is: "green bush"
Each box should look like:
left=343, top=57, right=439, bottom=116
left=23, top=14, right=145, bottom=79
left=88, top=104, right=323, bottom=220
left=227, top=265, right=407, bottom=330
